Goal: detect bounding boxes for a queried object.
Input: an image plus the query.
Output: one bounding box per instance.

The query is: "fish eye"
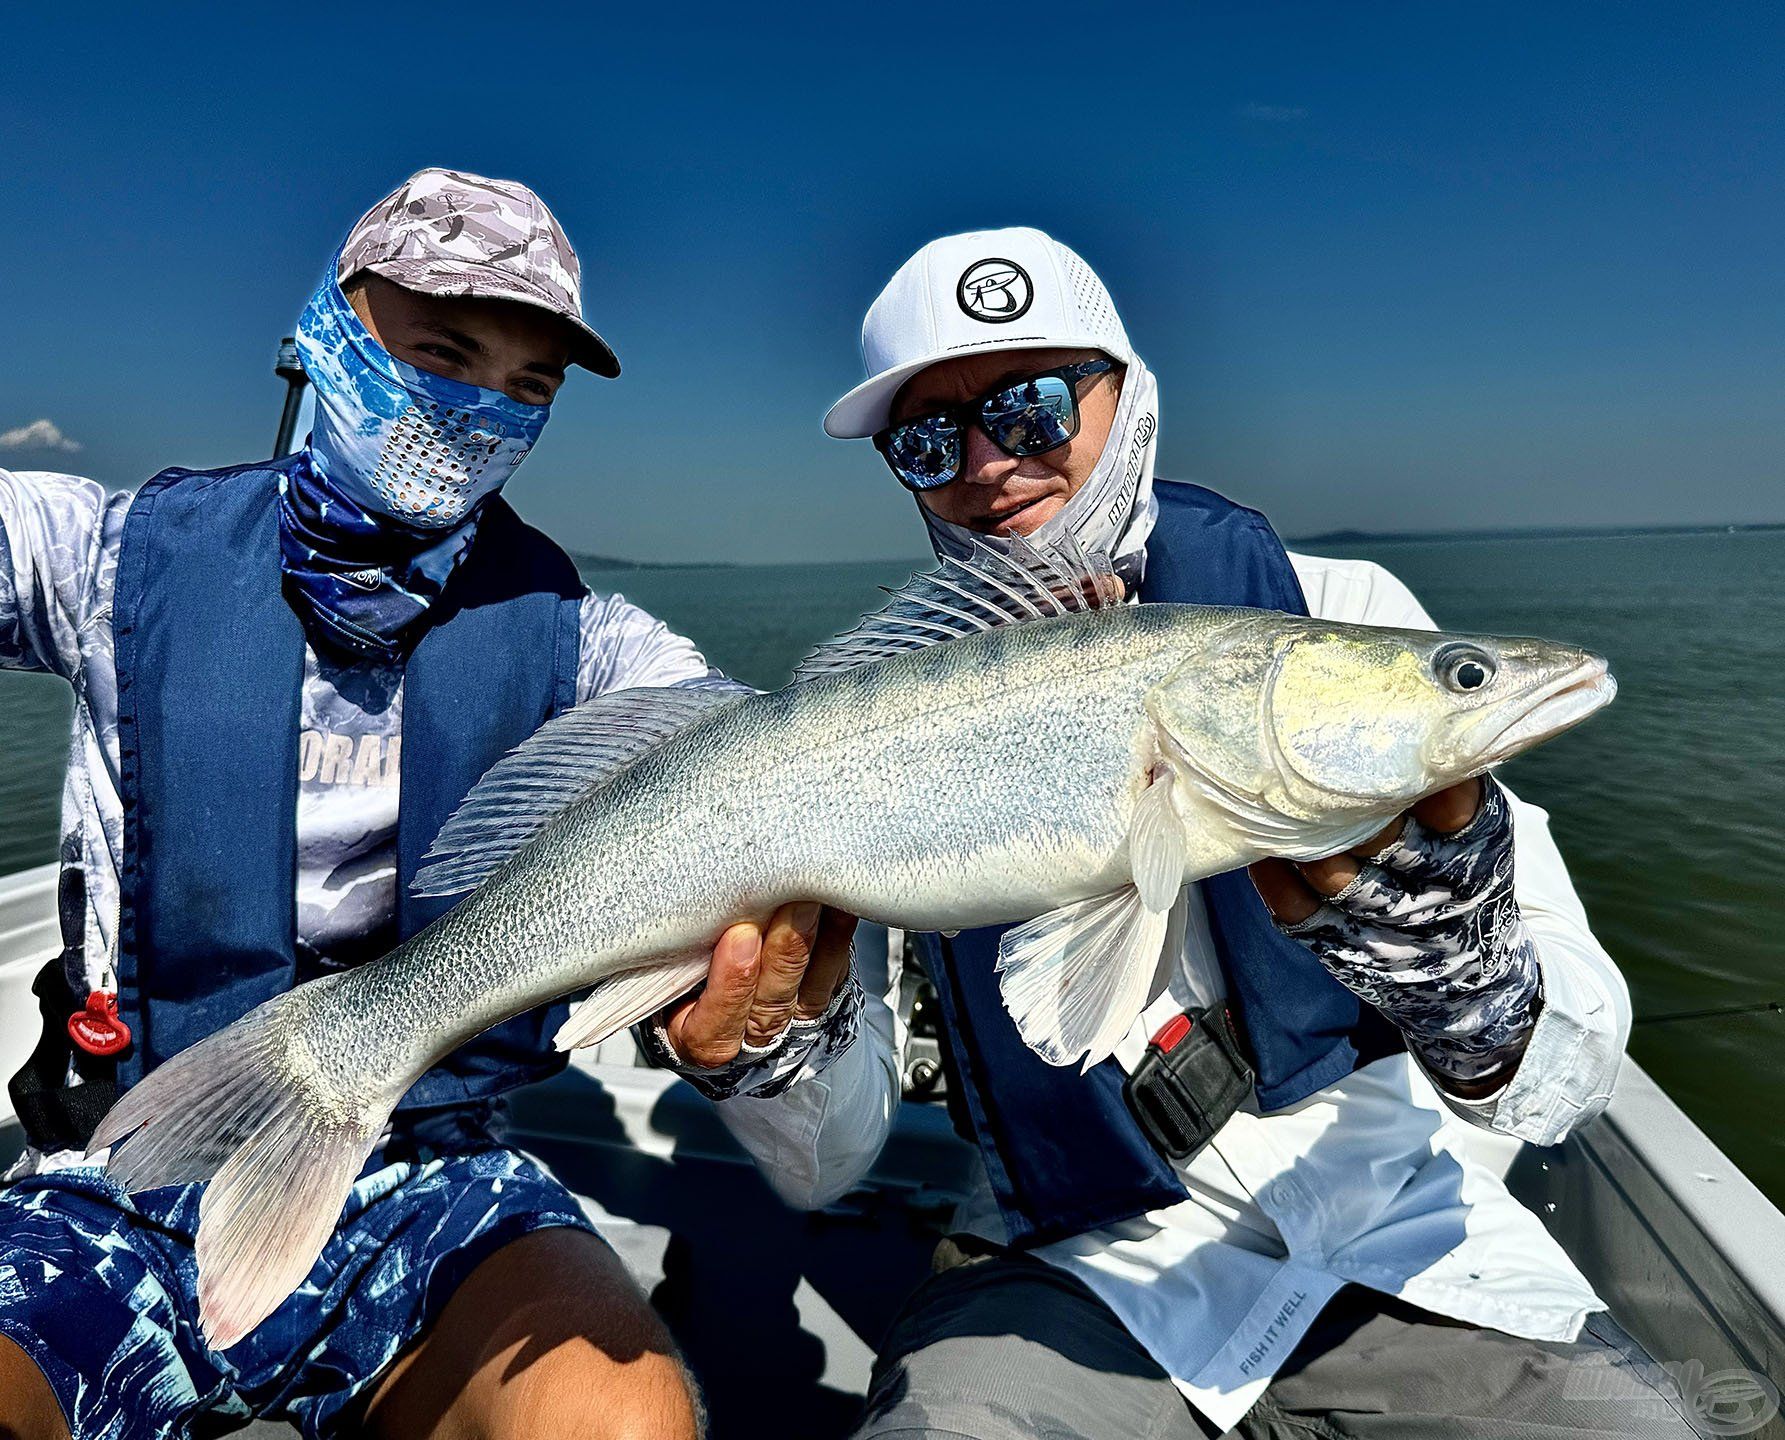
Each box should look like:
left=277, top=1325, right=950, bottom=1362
left=1434, top=644, right=1496, bottom=693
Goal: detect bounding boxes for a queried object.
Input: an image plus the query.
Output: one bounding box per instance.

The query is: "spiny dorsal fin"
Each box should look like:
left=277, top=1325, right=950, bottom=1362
left=791, top=535, right=1122, bottom=682
left=411, top=682, right=744, bottom=898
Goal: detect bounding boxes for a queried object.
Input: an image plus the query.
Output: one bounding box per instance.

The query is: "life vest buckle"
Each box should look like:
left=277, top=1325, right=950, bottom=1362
left=1122, top=1004, right=1254, bottom=1162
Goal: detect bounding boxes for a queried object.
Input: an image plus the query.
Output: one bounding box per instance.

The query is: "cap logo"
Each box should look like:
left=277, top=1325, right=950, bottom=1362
left=957, top=259, right=1033, bottom=324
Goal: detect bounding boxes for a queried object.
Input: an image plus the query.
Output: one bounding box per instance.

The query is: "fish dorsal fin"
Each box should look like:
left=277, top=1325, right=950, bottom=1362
left=791, top=535, right=1122, bottom=682
left=411, top=682, right=744, bottom=898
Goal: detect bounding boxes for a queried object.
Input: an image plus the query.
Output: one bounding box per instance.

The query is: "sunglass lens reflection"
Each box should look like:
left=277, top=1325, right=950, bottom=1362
left=983, top=375, right=1075, bottom=455
left=887, top=416, right=963, bottom=489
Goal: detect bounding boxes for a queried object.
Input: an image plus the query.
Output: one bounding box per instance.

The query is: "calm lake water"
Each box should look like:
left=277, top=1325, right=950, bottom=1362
left=1, top=530, right=1780, bottom=1202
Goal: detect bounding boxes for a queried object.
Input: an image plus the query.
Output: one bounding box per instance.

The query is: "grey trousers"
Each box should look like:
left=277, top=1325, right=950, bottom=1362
left=853, top=1250, right=1715, bottom=1439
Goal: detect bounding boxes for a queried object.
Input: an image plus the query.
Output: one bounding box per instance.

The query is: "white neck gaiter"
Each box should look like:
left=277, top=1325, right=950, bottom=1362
left=919, top=357, right=1160, bottom=579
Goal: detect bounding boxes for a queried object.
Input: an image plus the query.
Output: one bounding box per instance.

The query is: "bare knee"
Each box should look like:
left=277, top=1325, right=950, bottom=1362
left=0, top=1334, right=69, bottom=1440
left=487, top=1341, right=701, bottom=1440
left=364, top=1227, right=701, bottom=1440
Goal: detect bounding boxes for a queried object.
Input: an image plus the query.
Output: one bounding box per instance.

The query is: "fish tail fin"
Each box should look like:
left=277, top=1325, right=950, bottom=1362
left=90, top=977, right=398, bottom=1350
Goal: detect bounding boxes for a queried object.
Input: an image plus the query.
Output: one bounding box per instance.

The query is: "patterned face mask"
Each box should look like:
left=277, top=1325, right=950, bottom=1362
left=295, top=265, right=549, bottom=529
left=278, top=264, right=553, bottom=660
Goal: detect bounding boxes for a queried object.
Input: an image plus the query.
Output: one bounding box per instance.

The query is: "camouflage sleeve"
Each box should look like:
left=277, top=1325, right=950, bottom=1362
left=1275, top=777, right=1542, bottom=1085
left=574, top=591, right=719, bottom=700
left=0, top=470, right=114, bottom=679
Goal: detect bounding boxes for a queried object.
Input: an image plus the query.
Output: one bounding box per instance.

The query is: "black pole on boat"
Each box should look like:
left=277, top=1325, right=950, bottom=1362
left=273, top=337, right=309, bottom=458
left=1633, top=998, right=1781, bottom=1026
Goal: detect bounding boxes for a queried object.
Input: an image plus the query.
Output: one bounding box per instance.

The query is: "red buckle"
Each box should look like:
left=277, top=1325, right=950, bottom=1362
left=68, top=990, right=132, bottom=1057
left=1150, top=1013, right=1194, bottom=1055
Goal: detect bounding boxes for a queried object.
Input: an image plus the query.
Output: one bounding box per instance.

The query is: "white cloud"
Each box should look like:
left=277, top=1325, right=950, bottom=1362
left=1238, top=103, right=1308, bottom=122
left=0, top=419, right=82, bottom=454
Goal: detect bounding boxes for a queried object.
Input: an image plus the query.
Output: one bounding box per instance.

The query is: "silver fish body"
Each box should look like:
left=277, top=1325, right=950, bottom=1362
left=351, top=605, right=1197, bottom=1072
left=92, top=556, right=1615, bottom=1349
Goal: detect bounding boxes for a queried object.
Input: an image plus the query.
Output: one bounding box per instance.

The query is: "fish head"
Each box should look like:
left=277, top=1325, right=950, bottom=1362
left=1265, top=622, right=1616, bottom=798
left=1148, top=612, right=1615, bottom=851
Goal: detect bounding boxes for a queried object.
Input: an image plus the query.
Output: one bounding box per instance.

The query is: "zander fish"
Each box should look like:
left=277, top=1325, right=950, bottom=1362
left=92, top=541, right=1615, bottom=1346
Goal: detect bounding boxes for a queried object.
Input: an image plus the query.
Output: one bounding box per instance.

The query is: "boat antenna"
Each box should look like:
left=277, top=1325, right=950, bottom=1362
left=272, top=336, right=309, bottom=458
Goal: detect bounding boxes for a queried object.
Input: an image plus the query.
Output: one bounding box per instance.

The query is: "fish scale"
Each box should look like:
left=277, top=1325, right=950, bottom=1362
left=373, top=605, right=1186, bottom=1078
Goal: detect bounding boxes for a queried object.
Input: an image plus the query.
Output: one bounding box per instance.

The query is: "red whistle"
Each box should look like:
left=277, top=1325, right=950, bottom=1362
left=68, top=990, right=132, bottom=1057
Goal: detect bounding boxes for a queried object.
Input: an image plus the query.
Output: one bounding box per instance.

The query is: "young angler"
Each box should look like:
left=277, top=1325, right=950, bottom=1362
left=694, top=229, right=1700, bottom=1437
left=0, top=169, right=852, bottom=1440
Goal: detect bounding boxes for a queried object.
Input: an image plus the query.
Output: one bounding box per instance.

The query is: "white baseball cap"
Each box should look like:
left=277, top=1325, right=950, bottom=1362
left=824, top=226, right=1134, bottom=439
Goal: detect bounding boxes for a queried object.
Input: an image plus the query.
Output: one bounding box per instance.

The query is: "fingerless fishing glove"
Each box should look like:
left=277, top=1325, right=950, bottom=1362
left=635, top=969, right=867, bottom=1102
left=1275, top=778, right=1542, bottom=1085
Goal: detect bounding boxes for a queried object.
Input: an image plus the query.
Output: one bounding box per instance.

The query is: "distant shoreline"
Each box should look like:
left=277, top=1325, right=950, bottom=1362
left=573, top=522, right=1783, bottom=571
left=570, top=552, right=742, bottom=571
left=1291, top=521, right=1785, bottom=546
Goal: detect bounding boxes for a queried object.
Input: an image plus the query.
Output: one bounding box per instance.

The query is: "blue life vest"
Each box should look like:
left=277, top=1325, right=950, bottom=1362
left=919, top=479, right=1402, bottom=1247
left=111, top=456, right=585, bottom=1117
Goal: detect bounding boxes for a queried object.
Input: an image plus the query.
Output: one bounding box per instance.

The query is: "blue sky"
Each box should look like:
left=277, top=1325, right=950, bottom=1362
left=0, top=2, right=1779, bottom=561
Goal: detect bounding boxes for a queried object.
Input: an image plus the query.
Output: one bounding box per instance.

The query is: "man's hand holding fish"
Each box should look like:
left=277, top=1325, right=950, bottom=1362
left=643, top=901, right=861, bottom=1095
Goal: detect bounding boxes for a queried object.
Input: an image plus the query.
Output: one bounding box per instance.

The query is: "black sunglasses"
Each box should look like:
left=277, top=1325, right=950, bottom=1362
left=874, top=358, right=1118, bottom=492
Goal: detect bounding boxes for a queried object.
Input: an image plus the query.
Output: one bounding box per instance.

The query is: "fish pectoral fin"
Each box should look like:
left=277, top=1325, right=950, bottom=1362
left=1130, top=766, right=1189, bottom=913
left=553, top=954, right=712, bottom=1051
left=995, top=886, right=1169, bottom=1073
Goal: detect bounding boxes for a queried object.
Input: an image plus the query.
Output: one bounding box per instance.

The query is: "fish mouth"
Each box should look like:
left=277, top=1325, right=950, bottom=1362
left=1476, top=656, right=1617, bottom=767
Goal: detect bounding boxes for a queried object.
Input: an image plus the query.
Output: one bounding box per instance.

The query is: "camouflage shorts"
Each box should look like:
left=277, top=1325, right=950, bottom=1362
left=0, top=1141, right=596, bottom=1440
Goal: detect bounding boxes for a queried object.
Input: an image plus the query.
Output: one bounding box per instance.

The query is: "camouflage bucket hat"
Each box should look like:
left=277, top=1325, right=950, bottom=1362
left=338, top=167, right=620, bottom=377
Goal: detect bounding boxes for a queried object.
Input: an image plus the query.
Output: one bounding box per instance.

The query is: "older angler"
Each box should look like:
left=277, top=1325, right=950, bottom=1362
left=691, top=229, right=1699, bottom=1438
left=0, top=168, right=851, bottom=1440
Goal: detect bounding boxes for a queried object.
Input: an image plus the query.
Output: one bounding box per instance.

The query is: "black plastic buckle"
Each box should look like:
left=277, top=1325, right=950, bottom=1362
left=1122, top=1004, right=1254, bottom=1162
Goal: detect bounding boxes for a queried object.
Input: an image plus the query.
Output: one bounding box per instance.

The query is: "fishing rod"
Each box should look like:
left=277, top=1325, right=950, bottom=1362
left=1632, top=998, right=1781, bottom=1026
left=272, top=336, right=308, bottom=458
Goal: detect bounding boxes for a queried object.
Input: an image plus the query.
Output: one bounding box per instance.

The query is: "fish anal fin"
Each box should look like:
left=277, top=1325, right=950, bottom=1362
left=553, top=954, right=711, bottom=1051
left=994, top=886, right=1168, bottom=1072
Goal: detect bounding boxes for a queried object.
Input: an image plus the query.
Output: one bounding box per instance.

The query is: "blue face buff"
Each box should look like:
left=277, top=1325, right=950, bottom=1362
left=278, top=263, right=551, bottom=659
